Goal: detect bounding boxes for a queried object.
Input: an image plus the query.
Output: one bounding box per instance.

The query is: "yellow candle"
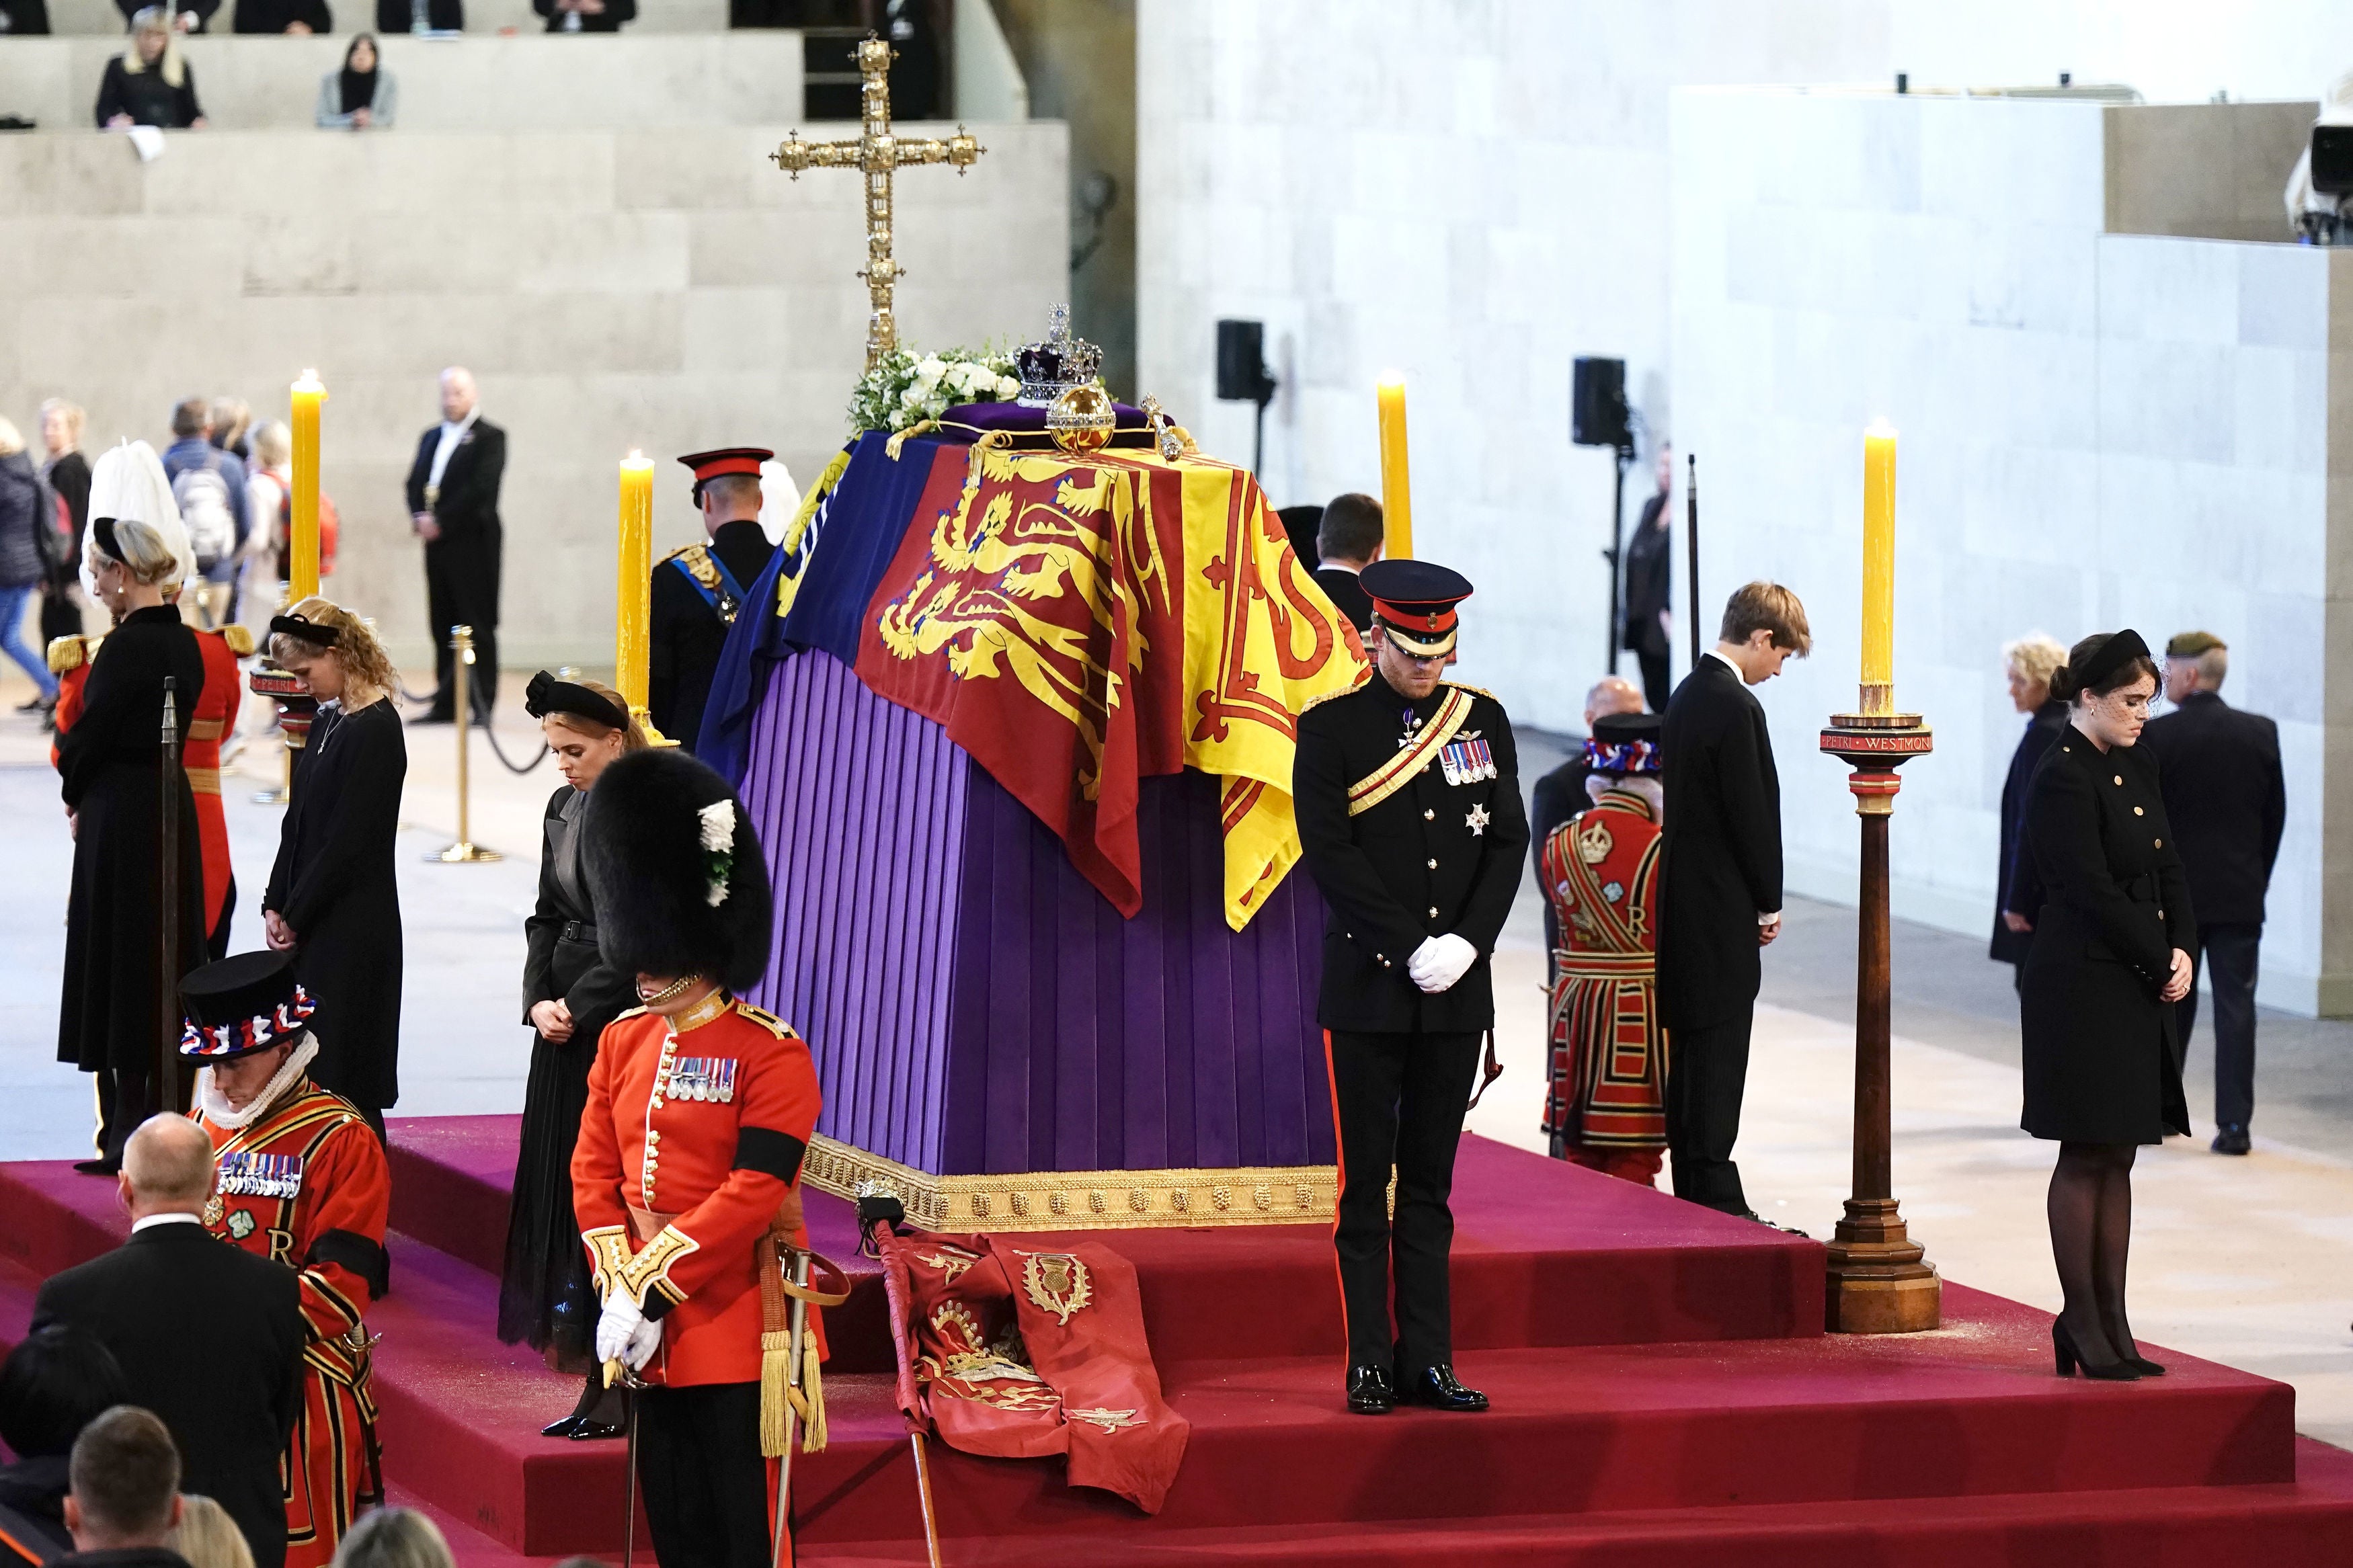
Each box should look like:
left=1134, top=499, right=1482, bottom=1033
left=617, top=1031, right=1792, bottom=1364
left=1860, top=419, right=1897, bottom=710
left=1375, top=373, right=1413, bottom=561
left=288, top=370, right=324, bottom=602
left=616, top=452, right=655, bottom=723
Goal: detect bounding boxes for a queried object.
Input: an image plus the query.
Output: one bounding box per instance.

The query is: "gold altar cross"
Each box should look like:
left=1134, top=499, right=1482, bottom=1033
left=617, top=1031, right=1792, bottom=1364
left=770, top=36, right=986, bottom=372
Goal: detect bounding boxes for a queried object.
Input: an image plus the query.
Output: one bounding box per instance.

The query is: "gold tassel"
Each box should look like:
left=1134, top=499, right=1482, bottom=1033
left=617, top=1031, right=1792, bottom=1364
left=793, top=1335, right=827, bottom=1453
left=759, top=1328, right=792, bottom=1458
left=219, top=624, right=255, bottom=657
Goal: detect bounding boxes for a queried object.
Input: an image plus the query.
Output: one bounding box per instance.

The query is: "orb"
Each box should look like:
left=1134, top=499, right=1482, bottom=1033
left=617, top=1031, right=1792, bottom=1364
left=1047, top=382, right=1116, bottom=454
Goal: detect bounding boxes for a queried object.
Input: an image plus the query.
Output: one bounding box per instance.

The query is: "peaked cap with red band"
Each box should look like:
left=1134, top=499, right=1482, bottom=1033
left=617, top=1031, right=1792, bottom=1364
left=678, top=446, right=774, bottom=503
left=1361, top=557, right=1474, bottom=657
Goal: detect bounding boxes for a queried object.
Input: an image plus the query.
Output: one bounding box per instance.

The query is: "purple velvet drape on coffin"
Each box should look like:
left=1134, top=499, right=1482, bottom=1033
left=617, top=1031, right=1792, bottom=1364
left=738, top=648, right=1336, bottom=1177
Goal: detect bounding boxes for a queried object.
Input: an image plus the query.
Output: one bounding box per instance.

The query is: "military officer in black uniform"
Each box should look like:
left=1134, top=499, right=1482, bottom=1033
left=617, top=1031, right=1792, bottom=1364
left=1293, top=558, right=1527, bottom=1417
left=649, top=448, right=778, bottom=749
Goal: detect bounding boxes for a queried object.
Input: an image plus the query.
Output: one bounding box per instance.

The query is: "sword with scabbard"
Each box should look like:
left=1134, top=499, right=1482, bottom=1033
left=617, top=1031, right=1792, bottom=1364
left=602, top=1356, right=645, bottom=1568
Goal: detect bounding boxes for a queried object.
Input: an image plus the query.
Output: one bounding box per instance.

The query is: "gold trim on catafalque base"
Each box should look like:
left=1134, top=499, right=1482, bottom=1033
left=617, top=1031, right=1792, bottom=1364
left=799, top=1134, right=1338, bottom=1232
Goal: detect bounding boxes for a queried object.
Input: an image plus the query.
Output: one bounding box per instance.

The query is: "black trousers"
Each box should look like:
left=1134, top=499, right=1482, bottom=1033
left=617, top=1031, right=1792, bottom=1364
left=1327, top=1027, right=1480, bottom=1374
left=93, top=1059, right=193, bottom=1164
left=1666, top=1012, right=1753, bottom=1214
left=2178, top=921, right=2260, bottom=1132
left=1634, top=647, right=1671, bottom=716
left=637, top=1380, right=773, bottom=1568
left=208, top=873, right=236, bottom=963
left=422, top=525, right=502, bottom=714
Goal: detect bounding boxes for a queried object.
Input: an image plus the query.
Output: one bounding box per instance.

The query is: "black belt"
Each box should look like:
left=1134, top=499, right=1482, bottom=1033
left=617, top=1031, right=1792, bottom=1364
left=561, top=920, right=598, bottom=944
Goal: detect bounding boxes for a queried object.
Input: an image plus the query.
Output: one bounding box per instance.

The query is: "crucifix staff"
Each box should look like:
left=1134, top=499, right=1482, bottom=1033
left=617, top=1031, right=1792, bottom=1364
left=770, top=36, right=986, bottom=372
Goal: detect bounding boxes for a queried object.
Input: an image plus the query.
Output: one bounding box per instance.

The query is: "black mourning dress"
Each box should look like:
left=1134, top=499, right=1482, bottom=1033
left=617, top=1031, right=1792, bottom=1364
left=264, top=698, right=406, bottom=1120
left=2019, top=729, right=2198, bottom=1144
left=56, top=606, right=207, bottom=1144
left=498, top=784, right=637, bottom=1358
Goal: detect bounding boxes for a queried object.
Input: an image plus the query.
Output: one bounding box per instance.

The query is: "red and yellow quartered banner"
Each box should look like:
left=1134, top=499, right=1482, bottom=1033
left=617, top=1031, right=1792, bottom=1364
left=854, top=439, right=1364, bottom=928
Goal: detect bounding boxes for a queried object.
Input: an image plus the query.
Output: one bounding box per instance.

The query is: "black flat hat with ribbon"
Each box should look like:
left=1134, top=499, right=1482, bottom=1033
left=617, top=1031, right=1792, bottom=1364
left=1359, top=558, right=1474, bottom=657
left=581, top=747, right=773, bottom=993
left=1585, top=710, right=1663, bottom=775
left=181, top=949, right=317, bottom=1060
left=524, top=670, right=628, bottom=733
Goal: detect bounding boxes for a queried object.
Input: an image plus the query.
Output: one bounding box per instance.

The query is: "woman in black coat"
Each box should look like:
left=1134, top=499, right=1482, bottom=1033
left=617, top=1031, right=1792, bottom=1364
left=56, top=513, right=206, bottom=1174
left=2019, top=628, right=2195, bottom=1382
left=500, top=673, right=645, bottom=1438
left=1991, top=633, right=2070, bottom=982
left=262, top=599, right=406, bottom=1139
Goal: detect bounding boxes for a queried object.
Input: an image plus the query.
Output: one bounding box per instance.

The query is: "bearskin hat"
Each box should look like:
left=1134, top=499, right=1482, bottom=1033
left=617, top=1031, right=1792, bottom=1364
left=582, top=748, right=773, bottom=995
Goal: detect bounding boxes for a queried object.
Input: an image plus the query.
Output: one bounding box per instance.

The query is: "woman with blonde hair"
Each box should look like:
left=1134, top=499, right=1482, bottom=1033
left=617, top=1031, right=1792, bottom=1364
left=328, top=1507, right=452, bottom=1568
left=56, top=443, right=208, bottom=1172
left=1992, top=632, right=2071, bottom=987
left=95, top=7, right=206, bottom=128
left=37, top=399, right=90, bottom=649
left=262, top=597, right=407, bottom=1139
left=243, top=421, right=292, bottom=630
left=500, top=672, right=647, bottom=1437
left=171, top=1493, right=258, bottom=1568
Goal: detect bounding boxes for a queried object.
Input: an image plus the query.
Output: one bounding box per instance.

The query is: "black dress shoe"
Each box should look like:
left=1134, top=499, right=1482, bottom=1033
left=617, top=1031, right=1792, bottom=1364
left=1345, top=1363, right=1395, bottom=1415
left=567, top=1415, right=627, bottom=1441
left=1398, top=1364, right=1488, bottom=1411
left=2212, top=1125, right=2251, bottom=1155
left=540, top=1415, right=584, bottom=1439
left=72, top=1158, right=118, bottom=1177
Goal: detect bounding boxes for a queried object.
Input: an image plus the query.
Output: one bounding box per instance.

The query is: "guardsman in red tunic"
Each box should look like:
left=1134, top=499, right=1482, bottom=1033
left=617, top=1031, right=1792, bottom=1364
left=182, top=950, right=391, bottom=1568
left=570, top=747, right=825, bottom=1568
left=1540, top=712, right=1671, bottom=1186
left=186, top=623, right=249, bottom=958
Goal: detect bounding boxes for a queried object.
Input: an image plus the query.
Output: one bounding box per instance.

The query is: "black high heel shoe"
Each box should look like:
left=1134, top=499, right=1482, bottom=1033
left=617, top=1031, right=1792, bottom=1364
left=2053, top=1319, right=2141, bottom=1381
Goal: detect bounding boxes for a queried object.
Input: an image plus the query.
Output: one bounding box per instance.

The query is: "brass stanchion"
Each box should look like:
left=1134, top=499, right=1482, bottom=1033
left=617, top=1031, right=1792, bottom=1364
left=428, top=624, right=501, bottom=864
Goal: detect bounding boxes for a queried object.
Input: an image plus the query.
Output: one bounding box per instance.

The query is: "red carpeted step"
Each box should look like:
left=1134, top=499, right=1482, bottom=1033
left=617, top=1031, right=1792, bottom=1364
left=799, top=1437, right=2353, bottom=1567
left=384, top=1118, right=1829, bottom=1372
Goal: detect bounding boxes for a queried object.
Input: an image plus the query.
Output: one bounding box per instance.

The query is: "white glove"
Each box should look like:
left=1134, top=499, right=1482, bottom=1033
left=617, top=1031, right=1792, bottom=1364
left=1408, top=933, right=1478, bottom=993
left=622, top=1311, right=662, bottom=1371
left=595, top=1292, right=644, bottom=1366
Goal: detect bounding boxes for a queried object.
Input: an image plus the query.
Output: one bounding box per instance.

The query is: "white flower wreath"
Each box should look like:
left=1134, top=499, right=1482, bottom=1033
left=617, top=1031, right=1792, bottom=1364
left=698, top=799, right=735, bottom=907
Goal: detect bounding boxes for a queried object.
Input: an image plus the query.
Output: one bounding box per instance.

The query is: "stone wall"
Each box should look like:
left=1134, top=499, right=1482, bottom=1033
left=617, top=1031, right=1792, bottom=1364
left=40, top=0, right=728, bottom=34
left=0, top=118, right=1070, bottom=668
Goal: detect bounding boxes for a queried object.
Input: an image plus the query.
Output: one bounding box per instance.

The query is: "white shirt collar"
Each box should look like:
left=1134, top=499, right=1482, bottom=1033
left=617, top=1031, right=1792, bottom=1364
left=131, top=1212, right=204, bottom=1233
left=1320, top=559, right=1363, bottom=576
left=1706, top=647, right=1745, bottom=680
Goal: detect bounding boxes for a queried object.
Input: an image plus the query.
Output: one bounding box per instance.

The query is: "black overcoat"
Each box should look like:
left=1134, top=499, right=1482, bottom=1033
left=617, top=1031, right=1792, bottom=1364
left=32, top=1223, right=303, bottom=1568
left=1657, top=655, right=1781, bottom=1030
left=1991, top=698, right=2069, bottom=963
left=1293, top=673, right=1527, bottom=1032
left=2139, top=691, right=2285, bottom=927
left=498, top=784, right=637, bottom=1355
left=2019, top=729, right=2198, bottom=1143
left=56, top=604, right=207, bottom=1075
left=266, top=698, right=405, bottom=1112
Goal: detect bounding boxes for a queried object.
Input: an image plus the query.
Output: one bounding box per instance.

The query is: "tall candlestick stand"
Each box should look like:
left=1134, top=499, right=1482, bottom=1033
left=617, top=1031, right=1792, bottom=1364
left=1819, top=704, right=1939, bottom=1333
left=428, top=626, right=500, bottom=864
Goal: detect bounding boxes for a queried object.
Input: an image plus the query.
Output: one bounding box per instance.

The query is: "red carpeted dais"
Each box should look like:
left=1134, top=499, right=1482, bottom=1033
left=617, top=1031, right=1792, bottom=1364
left=2, top=1118, right=2347, bottom=1565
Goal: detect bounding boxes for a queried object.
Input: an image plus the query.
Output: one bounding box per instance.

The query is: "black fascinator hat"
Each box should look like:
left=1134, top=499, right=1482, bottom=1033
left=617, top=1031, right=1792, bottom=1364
left=581, top=748, right=772, bottom=993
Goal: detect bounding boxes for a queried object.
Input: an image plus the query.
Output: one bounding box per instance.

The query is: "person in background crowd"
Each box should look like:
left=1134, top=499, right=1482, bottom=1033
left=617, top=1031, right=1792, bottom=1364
left=2284, top=69, right=2353, bottom=237
left=207, top=399, right=252, bottom=466
left=317, top=34, right=397, bottom=130
left=39, top=401, right=93, bottom=649
left=54, top=1407, right=189, bottom=1568
left=1542, top=711, right=1671, bottom=1185
left=326, top=1510, right=452, bottom=1568
left=57, top=452, right=205, bottom=1175
left=1658, top=581, right=1808, bottom=1222
left=162, top=399, right=249, bottom=628
left=535, top=0, right=632, bottom=30
left=1621, top=441, right=1675, bottom=713
left=0, top=1327, right=130, bottom=1562
left=262, top=600, right=407, bottom=1139
left=32, top=1116, right=302, bottom=1568
left=1276, top=502, right=1323, bottom=571
left=2018, top=630, right=2192, bottom=1382
left=0, top=1, right=53, bottom=36
left=500, top=674, right=646, bottom=1441
left=169, top=1497, right=256, bottom=1568
left=234, top=0, right=329, bottom=32
left=2141, top=631, right=2284, bottom=1157
left=1529, top=675, right=1646, bottom=935
left=1309, top=492, right=1381, bottom=635
left=244, top=422, right=292, bottom=627
left=376, top=0, right=459, bottom=30
left=1993, top=632, right=2071, bottom=989
left=403, top=368, right=505, bottom=723
left=649, top=448, right=774, bottom=747
left=115, top=0, right=214, bottom=29
left=0, top=419, right=61, bottom=720
left=97, top=10, right=208, bottom=129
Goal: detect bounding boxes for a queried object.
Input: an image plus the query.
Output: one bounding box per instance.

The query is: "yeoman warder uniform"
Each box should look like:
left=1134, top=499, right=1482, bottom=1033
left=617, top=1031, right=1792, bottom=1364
left=569, top=748, right=830, bottom=1568
left=1292, top=559, right=1527, bottom=1416
left=183, top=950, right=391, bottom=1568
left=649, top=448, right=778, bottom=749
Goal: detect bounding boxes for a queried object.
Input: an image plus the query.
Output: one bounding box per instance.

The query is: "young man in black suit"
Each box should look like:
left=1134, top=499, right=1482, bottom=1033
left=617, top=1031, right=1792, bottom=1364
left=1657, top=581, right=1808, bottom=1219
left=54, top=1408, right=190, bottom=1568
left=1294, top=559, right=1527, bottom=1416
left=404, top=366, right=507, bottom=721
left=1309, top=492, right=1382, bottom=636
left=33, top=1117, right=304, bottom=1568
left=2140, top=632, right=2285, bottom=1156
